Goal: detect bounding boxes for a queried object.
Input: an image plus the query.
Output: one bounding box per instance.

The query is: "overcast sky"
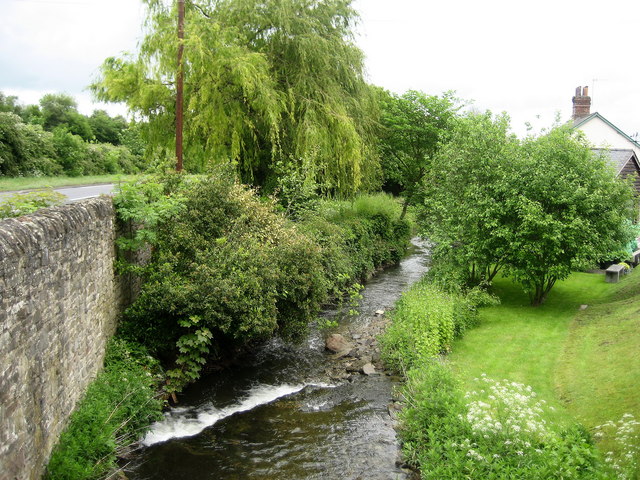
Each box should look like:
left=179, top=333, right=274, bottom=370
left=2, top=0, right=639, bottom=138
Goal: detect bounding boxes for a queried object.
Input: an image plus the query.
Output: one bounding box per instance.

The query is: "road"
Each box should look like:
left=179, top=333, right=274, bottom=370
left=53, top=184, right=116, bottom=202
left=0, top=183, right=116, bottom=203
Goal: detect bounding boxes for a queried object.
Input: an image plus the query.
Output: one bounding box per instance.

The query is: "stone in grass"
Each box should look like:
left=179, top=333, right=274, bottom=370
left=375, top=310, right=385, bottom=316
left=325, top=334, right=353, bottom=354
left=579, top=305, right=589, bottom=310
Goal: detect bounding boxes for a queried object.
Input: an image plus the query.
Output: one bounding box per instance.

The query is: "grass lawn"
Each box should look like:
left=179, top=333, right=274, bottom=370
left=449, top=269, right=640, bottom=435
left=0, top=174, right=138, bottom=192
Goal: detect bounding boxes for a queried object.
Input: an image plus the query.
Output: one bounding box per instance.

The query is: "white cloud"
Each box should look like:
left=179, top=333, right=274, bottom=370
left=1, top=0, right=639, bottom=137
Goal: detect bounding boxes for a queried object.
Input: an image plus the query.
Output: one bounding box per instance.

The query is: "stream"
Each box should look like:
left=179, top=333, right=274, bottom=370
left=124, top=239, right=429, bottom=480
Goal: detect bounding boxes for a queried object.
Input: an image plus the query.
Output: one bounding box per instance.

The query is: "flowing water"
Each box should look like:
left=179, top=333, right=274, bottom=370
left=125, top=239, right=429, bottom=480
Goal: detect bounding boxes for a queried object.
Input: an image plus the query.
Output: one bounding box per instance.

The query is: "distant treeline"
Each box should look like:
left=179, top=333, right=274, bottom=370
left=0, top=92, right=146, bottom=177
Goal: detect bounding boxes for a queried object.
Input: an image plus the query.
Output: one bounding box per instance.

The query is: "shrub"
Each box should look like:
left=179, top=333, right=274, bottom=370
left=86, top=143, right=142, bottom=175
left=398, top=365, right=608, bottom=480
left=305, top=193, right=411, bottom=279
left=116, top=173, right=331, bottom=391
left=380, top=281, right=477, bottom=372
left=595, top=414, right=640, bottom=480
left=44, top=339, right=164, bottom=480
left=52, top=128, right=90, bottom=176
left=115, top=174, right=412, bottom=393
left=0, top=113, right=62, bottom=176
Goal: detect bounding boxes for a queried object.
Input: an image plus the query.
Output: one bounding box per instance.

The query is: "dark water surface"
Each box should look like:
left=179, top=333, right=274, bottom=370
left=125, top=239, right=429, bottom=480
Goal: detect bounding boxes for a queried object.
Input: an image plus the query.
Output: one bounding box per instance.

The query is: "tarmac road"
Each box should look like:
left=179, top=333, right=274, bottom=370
left=0, top=183, right=116, bottom=203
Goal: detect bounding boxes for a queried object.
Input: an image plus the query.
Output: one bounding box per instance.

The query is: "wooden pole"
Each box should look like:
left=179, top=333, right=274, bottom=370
left=176, top=0, right=185, bottom=172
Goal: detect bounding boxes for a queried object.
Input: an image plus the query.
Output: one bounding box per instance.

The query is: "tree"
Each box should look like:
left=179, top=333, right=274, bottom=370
left=505, top=127, right=635, bottom=305
left=378, top=89, right=459, bottom=218
left=419, top=112, right=519, bottom=287
left=0, top=92, right=24, bottom=117
left=88, top=110, right=128, bottom=145
left=92, top=0, right=378, bottom=194
left=0, top=112, right=62, bottom=176
left=0, top=112, right=29, bottom=175
left=419, top=115, right=636, bottom=305
left=39, top=93, right=94, bottom=141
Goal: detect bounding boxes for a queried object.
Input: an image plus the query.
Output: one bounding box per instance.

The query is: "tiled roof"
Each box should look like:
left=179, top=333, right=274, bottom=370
left=591, top=148, right=637, bottom=174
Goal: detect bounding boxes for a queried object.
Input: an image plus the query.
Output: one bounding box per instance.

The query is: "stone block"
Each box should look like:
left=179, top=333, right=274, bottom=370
left=605, top=264, right=625, bottom=283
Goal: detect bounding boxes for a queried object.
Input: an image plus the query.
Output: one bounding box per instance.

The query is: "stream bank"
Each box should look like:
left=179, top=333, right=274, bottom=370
left=123, top=239, right=429, bottom=480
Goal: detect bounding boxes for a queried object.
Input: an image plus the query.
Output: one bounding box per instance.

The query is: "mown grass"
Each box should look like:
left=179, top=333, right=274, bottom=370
left=449, top=269, right=640, bottom=456
left=0, top=174, right=138, bottom=192
left=556, top=270, right=640, bottom=429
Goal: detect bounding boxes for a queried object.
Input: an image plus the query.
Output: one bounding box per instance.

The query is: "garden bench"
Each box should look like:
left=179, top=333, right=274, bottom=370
left=605, top=264, right=625, bottom=283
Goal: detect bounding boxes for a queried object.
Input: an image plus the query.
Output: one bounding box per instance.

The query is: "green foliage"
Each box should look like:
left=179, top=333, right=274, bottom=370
left=116, top=173, right=331, bottom=391
left=419, top=114, right=636, bottom=305
left=377, top=89, right=460, bottom=216
left=0, top=91, right=144, bottom=177
left=380, top=281, right=478, bottom=372
left=419, top=111, right=518, bottom=288
left=40, top=93, right=94, bottom=141
left=44, top=339, right=164, bottom=480
left=595, top=414, right=640, bottom=479
left=220, top=0, right=380, bottom=192
left=0, top=112, right=61, bottom=176
left=507, top=128, right=636, bottom=305
left=272, top=159, right=321, bottom=220
left=88, top=110, right=127, bottom=145
left=398, top=363, right=608, bottom=480
left=113, top=176, right=186, bottom=253
left=299, top=193, right=411, bottom=292
left=115, top=176, right=410, bottom=392
left=0, top=189, right=65, bottom=218
left=51, top=128, right=90, bottom=176
left=93, top=0, right=378, bottom=194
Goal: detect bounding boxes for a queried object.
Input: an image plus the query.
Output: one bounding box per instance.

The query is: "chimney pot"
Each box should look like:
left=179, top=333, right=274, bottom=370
left=572, top=85, right=591, bottom=120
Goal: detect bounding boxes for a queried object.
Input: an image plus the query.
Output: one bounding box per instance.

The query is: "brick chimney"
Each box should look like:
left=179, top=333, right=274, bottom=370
left=572, top=86, right=591, bottom=120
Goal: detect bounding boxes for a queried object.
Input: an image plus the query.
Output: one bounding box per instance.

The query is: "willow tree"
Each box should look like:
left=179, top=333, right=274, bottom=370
left=92, top=0, right=378, bottom=194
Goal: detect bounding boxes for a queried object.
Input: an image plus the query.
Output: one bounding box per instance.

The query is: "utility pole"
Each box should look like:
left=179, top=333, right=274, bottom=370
left=176, top=0, right=185, bottom=172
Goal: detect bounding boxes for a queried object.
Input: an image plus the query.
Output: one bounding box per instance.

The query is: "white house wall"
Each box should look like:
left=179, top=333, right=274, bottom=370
left=577, top=117, right=640, bottom=159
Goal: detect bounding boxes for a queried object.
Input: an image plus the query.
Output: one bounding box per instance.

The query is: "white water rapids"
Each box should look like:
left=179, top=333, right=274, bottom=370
left=143, top=383, right=333, bottom=445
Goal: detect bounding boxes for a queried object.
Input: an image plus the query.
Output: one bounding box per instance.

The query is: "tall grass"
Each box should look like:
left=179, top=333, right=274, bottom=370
left=44, top=339, right=164, bottom=480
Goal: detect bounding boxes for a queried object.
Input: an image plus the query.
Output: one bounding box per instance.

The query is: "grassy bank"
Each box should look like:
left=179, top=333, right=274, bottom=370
left=450, top=270, right=640, bottom=435
left=0, top=174, right=138, bottom=192
left=381, top=269, right=640, bottom=479
left=44, top=339, right=164, bottom=480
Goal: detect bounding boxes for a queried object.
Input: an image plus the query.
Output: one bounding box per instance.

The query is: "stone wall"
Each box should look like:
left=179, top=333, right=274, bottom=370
left=0, top=198, right=129, bottom=480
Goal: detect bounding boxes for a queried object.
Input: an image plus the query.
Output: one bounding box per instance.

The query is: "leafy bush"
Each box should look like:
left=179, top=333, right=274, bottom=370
left=115, top=175, right=412, bottom=392
left=380, top=281, right=478, bottom=372
left=0, top=189, right=65, bottom=218
left=398, top=363, right=608, bottom=480
left=303, top=193, right=411, bottom=281
left=44, top=339, right=164, bottom=480
left=116, top=173, right=331, bottom=391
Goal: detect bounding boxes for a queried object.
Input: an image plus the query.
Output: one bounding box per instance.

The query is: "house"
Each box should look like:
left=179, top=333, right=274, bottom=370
left=571, top=86, right=640, bottom=194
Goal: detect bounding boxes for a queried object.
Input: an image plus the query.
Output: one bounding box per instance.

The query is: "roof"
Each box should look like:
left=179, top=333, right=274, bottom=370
left=591, top=148, right=638, bottom=175
left=573, top=112, right=640, bottom=150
